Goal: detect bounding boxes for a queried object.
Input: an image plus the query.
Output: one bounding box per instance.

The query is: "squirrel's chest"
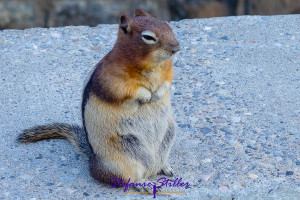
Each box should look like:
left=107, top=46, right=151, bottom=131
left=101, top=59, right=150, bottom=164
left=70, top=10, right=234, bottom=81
left=140, top=69, right=163, bottom=92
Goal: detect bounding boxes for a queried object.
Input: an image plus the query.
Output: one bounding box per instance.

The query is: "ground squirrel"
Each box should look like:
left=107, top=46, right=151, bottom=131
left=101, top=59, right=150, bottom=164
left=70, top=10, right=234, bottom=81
left=17, top=8, right=180, bottom=191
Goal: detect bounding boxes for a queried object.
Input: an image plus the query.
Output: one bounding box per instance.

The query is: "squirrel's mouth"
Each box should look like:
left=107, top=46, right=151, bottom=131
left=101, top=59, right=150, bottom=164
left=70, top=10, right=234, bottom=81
left=170, top=44, right=180, bottom=54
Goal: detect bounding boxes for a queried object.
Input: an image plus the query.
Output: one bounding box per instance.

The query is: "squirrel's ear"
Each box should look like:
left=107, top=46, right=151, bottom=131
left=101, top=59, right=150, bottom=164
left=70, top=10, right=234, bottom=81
left=120, top=15, right=132, bottom=34
left=134, top=8, right=151, bottom=17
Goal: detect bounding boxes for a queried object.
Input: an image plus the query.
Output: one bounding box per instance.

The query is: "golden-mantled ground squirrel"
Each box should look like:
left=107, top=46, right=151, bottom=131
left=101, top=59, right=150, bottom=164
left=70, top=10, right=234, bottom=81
left=18, top=8, right=180, bottom=191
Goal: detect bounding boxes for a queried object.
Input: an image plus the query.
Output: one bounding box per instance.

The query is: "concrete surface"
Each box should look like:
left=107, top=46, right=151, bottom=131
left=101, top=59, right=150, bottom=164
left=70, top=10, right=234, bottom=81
left=0, top=15, right=300, bottom=199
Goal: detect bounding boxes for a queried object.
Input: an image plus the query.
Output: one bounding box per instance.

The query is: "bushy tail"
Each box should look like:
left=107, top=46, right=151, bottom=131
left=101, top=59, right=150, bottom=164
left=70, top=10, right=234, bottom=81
left=17, top=123, right=92, bottom=157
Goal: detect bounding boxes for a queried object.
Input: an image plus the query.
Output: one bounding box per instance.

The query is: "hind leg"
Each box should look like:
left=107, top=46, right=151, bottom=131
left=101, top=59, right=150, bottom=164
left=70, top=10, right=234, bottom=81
left=89, top=152, right=148, bottom=183
left=89, top=154, right=119, bottom=185
left=158, top=119, right=176, bottom=177
left=90, top=153, right=161, bottom=193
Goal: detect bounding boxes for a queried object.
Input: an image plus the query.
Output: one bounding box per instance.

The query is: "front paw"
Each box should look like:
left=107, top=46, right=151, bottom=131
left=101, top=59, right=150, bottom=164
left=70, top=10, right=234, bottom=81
left=135, top=87, right=151, bottom=103
left=151, top=81, right=170, bottom=102
left=159, top=165, right=173, bottom=177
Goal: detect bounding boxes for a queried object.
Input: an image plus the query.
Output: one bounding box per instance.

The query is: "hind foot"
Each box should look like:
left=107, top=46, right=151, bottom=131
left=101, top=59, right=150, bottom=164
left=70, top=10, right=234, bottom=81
left=159, top=164, right=173, bottom=177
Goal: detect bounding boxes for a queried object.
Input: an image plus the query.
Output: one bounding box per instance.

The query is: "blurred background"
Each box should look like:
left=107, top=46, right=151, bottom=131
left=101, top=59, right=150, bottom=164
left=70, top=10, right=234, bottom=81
left=0, top=0, right=300, bottom=30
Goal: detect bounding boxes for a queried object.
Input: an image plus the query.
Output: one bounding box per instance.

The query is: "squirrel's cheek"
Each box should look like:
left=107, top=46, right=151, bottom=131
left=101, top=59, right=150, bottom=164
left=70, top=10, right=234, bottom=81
left=152, top=49, right=172, bottom=63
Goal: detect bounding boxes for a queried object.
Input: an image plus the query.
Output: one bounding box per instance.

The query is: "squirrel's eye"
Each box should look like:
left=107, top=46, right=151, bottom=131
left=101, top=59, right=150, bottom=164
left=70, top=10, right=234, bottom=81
left=141, top=30, right=158, bottom=45
left=142, top=35, right=156, bottom=42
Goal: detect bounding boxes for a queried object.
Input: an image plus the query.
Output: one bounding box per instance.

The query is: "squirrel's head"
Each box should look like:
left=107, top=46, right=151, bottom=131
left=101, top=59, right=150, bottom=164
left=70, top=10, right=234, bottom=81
left=115, top=8, right=180, bottom=66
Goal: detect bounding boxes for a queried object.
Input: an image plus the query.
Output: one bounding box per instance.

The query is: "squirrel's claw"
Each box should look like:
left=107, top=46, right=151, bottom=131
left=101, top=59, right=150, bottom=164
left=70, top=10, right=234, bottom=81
left=159, top=165, right=174, bottom=177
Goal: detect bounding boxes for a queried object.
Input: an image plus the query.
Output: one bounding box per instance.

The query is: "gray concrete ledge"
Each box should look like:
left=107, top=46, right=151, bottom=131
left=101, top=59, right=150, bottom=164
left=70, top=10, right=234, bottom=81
left=0, top=15, right=300, bottom=199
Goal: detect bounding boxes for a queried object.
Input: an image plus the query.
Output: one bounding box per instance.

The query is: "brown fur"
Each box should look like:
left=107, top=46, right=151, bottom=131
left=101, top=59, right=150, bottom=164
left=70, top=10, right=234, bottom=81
left=83, top=9, right=179, bottom=186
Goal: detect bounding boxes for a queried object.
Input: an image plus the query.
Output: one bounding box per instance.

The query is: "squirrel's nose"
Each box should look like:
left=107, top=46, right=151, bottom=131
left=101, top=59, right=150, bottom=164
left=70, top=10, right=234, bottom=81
left=171, top=43, right=180, bottom=54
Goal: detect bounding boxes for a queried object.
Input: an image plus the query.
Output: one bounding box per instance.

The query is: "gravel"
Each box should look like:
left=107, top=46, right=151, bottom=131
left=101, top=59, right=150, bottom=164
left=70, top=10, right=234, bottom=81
left=0, top=15, right=300, bottom=199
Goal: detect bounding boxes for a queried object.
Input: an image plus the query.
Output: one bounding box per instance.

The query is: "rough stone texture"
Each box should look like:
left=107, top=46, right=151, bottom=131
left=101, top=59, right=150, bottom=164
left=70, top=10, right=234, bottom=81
left=0, top=15, right=300, bottom=199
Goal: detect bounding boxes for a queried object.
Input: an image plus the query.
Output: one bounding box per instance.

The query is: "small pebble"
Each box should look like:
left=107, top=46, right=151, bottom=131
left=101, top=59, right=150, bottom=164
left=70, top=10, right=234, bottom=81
left=51, top=32, right=61, bottom=38
left=202, top=158, right=212, bottom=163
left=35, top=154, right=43, bottom=159
left=71, top=168, right=80, bottom=175
left=91, top=46, right=101, bottom=51
left=220, top=128, right=232, bottom=134
left=20, top=174, right=33, bottom=180
left=83, top=192, right=90, bottom=196
left=199, top=174, right=212, bottom=181
left=200, top=127, right=212, bottom=134
left=286, top=171, right=294, bottom=176
left=214, top=118, right=227, bottom=123
left=231, top=116, right=241, bottom=123
left=249, top=173, right=258, bottom=179
left=276, top=157, right=283, bottom=162
left=196, top=82, right=203, bottom=87
left=189, top=116, right=198, bottom=122
left=66, top=188, right=77, bottom=194
left=219, top=186, right=229, bottom=192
